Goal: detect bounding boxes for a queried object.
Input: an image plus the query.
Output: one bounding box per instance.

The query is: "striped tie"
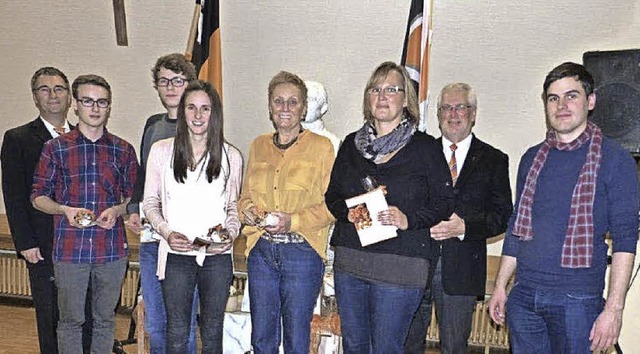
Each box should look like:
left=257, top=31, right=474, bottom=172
left=449, top=143, right=458, bottom=185
left=53, top=126, right=65, bottom=136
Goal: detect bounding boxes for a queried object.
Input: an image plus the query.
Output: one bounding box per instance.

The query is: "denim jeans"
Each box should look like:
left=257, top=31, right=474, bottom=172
left=162, top=253, right=232, bottom=354
left=335, top=270, right=423, bottom=354
left=140, top=242, right=198, bottom=354
left=54, top=257, right=127, bottom=354
left=506, top=283, right=604, bottom=354
left=248, top=238, right=324, bottom=354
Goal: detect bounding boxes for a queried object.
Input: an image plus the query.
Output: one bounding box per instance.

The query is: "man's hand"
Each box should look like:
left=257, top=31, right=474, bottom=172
left=377, top=206, right=408, bottom=230
left=264, top=211, right=291, bottom=234
left=60, top=205, right=91, bottom=228
left=205, top=239, right=233, bottom=255
left=488, top=286, right=508, bottom=325
left=20, top=247, right=44, bottom=264
left=96, top=207, right=118, bottom=230
left=589, top=307, right=623, bottom=352
left=127, top=213, right=143, bottom=233
left=167, top=232, right=192, bottom=252
left=430, top=212, right=465, bottom=241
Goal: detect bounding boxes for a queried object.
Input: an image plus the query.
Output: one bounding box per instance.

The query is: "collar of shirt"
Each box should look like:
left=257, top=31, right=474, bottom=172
left=442, top=133, right=473, bottom=173
left=40, top=116, right=71, bottom=138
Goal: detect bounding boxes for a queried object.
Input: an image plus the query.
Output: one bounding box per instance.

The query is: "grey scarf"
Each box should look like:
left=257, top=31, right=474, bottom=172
left=354, top=118, right=416, bottom=163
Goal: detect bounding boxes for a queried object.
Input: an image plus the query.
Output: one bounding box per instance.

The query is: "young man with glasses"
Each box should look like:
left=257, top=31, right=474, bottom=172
left=126, top=53, right=199, bottom=354
left=1, top=67, right=95, bottom=354
left=32, top=74, right=138, bottom=354
left=405, top=83, right=513, bottom=354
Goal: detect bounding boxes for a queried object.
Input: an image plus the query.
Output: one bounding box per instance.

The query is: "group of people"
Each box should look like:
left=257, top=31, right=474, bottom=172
left=1, top=55, right=637, bottom=354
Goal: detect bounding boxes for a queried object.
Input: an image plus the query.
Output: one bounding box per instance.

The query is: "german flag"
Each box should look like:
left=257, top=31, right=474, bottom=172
left=401, top=0, right=433, bottom=131
left=190, top=0, right=223, bottom=100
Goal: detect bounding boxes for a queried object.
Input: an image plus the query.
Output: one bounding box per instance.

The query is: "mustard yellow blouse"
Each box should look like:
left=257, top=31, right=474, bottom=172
left=239, top=130, right=336, bottom=259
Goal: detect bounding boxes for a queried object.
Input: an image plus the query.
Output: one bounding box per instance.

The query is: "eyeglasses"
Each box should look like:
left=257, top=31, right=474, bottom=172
left=156, top=77, right=188, bottom=87
left=34, top=85, right=69, bottom=95
left=438, top=104, right=474, bottom=113
left=367, top=86, right=405, bottom=96
left=272, top=97, right=300, bottom=109
left=76, top=97, right=110, bottom=109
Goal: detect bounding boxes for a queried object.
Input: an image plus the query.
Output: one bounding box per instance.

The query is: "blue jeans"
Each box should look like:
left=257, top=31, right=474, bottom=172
left=506, top=283, right=604, bottom=354
left=140, top=242, right=198, bottom=354
left=248, top=238, right=324, bottom=354
left=335, top=270, right=423, bottom=354
left=54, top=257, right=127, bottom=354
left=162, top=253, right=232, bottom=354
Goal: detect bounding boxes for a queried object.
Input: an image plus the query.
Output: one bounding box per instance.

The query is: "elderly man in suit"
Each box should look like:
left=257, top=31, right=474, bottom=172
left=1, top=67, right=92, bottom=353
left=405, top=83, right=513, bottom=354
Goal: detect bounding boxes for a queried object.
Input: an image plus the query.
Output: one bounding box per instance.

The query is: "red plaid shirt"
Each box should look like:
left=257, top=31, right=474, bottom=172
left=31, top=128, right=138, bottom=263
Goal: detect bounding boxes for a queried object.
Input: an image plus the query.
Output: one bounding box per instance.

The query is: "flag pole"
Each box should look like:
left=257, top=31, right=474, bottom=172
left=185, top=1, right=202, bottom=61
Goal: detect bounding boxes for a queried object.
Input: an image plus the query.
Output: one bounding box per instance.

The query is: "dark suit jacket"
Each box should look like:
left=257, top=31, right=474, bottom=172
left=1, top=118, right=71, bottom=263
left=438, top=134, right=512, bottom=296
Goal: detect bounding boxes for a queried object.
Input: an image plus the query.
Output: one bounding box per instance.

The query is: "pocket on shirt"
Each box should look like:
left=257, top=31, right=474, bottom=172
left=285, top=161, right=314, bottom=192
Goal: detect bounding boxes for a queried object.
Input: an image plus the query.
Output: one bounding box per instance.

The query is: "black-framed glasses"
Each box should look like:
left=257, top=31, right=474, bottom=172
left=156, top=77, right=188, bottom=87
left=438, top=104, right=474, bottom=113
left=77, top=97, right=110, bottom=109
left=34, top=85, right=69, bottom=95
left=367, top=85, right=405, bottom=96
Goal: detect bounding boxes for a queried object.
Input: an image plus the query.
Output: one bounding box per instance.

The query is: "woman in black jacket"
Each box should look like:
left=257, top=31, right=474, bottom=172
left=325, top=61, right=453, bottom=354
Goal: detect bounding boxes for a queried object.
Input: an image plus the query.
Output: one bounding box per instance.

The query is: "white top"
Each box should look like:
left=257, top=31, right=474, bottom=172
left=40, top=117, right=71, bottom=137
left=142, top=137, right=243, bottom=279
left=441, top=133, right=473, bottom=176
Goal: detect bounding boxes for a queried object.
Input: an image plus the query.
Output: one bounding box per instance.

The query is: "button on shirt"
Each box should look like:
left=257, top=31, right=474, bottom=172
left=31, top=128, right=138, bottom=264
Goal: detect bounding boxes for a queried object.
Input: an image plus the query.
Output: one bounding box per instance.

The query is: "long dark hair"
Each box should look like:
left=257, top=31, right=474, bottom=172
left=173, top=80, right=225, bottom=184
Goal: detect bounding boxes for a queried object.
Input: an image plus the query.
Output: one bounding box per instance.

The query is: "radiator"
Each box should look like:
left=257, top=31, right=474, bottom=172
left=0, top=252, right=140, bottom=309
left=426, top=299, right=510, bottom=350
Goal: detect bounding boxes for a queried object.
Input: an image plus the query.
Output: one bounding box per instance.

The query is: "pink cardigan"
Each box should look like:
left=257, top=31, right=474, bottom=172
left=142, top=138, right=243, bottom=279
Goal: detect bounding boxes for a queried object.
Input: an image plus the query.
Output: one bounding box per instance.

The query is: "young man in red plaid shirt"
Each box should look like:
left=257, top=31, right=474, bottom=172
left=32, top=74, right=138, bottom=354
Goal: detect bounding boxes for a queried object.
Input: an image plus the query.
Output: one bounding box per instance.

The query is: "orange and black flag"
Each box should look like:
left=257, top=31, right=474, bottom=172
left=190, top=0, right=223, bottom=100
left=401, top=0, right=433, bottom=132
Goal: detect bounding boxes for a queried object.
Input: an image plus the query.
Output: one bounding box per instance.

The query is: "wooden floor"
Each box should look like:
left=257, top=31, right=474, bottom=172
left=0, top=301, right=505, bottom=354
left=0, top=302, right=139, bottom=354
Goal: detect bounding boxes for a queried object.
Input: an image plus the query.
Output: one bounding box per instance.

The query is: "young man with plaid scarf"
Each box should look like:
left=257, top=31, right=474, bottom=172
left=488, top=62, right=638, bottom=353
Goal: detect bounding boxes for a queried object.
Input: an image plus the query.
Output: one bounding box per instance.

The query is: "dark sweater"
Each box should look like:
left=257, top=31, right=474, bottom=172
left=326, top=131, right=454, bottom=260
left=503, top=137, right=639, bottom=293
left=127, top=114, right=177, bottom=214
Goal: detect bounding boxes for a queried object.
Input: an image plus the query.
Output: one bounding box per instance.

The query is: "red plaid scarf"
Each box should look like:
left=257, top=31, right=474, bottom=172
left=513, top=122, right=603, bottom=268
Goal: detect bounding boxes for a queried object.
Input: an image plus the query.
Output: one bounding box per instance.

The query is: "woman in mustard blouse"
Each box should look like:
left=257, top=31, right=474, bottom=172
left=238, top=71, right=335, bottom=354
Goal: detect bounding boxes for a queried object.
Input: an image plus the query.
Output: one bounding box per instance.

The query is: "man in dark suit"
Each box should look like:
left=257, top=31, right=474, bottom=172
left=1, top=67, right=91, bottom=353
left=405, top=83, right=513, bottom=354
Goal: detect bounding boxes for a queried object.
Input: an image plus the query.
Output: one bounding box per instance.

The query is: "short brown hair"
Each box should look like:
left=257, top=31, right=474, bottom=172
left=72, top=74, right=112, bottom=101
left=267, top=71, right=308, bottom=112
left=31, top=67, right=69, bottom=92
left=151, top=53, right=198, bottom=84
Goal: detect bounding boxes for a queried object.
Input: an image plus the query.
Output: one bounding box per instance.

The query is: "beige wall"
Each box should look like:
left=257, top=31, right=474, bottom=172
left=1, top=0, right=639, bottom=347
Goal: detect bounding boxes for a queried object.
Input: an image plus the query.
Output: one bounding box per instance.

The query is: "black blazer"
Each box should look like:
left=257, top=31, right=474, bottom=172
left=437, top=135, right=512, bottom=296
left=1, top=118, right=70, bottom=262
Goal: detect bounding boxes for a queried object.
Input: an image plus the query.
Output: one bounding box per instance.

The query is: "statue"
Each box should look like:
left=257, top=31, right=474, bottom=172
left=303, top=81, right=341, bottom=155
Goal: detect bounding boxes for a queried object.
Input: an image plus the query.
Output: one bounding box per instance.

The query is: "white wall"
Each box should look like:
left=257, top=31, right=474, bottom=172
left=1, top=0, right=639, bottom=346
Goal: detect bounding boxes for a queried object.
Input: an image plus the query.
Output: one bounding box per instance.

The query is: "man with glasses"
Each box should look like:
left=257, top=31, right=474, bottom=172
left=126, top=53, right=199, bottom=354
left=1, top=67, right=95, bottom=353
left=488, top=62, right=638, bottom=353
left=32, top=74, right=138, bottom=354
left=405, top=83, right=512, bottom=354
